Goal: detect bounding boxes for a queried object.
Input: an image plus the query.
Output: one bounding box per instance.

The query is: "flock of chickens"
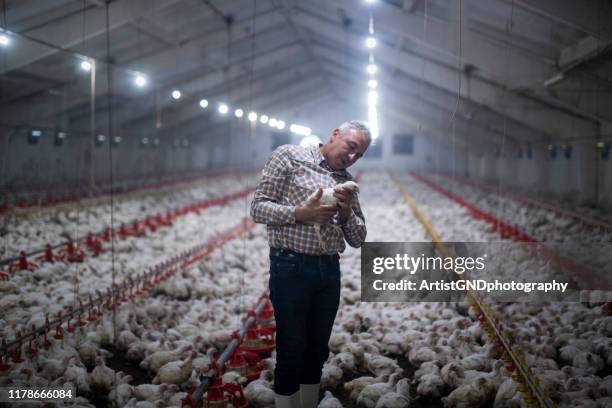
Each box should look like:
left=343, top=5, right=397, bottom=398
left=0, top=171, right=609, bottom=408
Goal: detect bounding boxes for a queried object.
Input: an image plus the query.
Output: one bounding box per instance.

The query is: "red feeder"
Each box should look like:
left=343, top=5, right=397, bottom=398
left=100, top=228, right=111, bottom=242
left=145, top=216, right=158, bottom=232
left=132, top=220, right=146, bottom=237
left=196, top=377, right=249, bottom=408
left=241, top=322, right=275, bottom=357
left=225, top=347, right=263, bottom=382
left=118, top=223, right=131, bottom=239
left=256, top=301, right=275, bottom=329
left=10, top=251, right=38, bottom=272
left=58, top=242, right=84, bottom=263
left=35, top=244, right=57, bottom=264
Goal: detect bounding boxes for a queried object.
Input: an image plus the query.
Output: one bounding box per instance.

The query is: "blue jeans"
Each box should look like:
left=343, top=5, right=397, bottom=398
left=268, top=249, right=341, bottom=395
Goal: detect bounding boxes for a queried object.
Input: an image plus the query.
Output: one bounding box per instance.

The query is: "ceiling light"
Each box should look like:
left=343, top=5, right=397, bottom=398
left=368, top=90, right=378, bottom=106
left=218, top=103, right=229, bottom=114
left=365, top=0, right=376, bottom=3
left=365, top=37, right=377, bottom=49
left=276, top=120, right=286, bottom=130
left=290, top=124, right=312, bottom=136
left=134, top=74, right=147, bottom=87
left=269, top=118, right=278, bottom=127
left=80, top=60, right=92, bottom=71
left=368, top=79, right=378, bottom=89
left=260, top=115, right=269, bottom=124
left=0, top=34, right=9, bottom=46
left=171, top=90, right=181, bottom=99
left=366, top=64, right=378, bottom=75
left=248, top=112, right=258, bottom=122
left=235, top=108, right=244, bottom=118
left=199, top=99, right=209, bottom=109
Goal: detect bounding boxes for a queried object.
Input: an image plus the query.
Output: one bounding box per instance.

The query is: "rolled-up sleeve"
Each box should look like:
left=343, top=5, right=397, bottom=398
left=340, top=195, right=367, bottom=248
left=250, top=146, right=296, bottom=226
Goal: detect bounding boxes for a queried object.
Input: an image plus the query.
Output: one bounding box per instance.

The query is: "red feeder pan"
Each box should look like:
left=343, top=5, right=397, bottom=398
left=241, top=323, right=275, bottom=357
left=256, top=301, right=275, bottom=329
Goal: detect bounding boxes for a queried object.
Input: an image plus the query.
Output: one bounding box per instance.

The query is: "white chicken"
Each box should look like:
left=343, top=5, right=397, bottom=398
left=244, top=370, right=274, bottom=407
left=90, top=357, right=115, bottom=390
left=319, top=391, right=343, bottom=408
left=357, top=373, right=401, bottom=408
left=152, top=350, right=196, bottom=385
left=309, top=181, right=360, bottom=251
left=375, top=378, right=411, bottom=408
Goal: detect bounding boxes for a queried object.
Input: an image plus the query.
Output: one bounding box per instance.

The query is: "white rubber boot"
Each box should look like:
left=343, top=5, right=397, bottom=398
left=275, top=390, right=300, bottom=408
left=299, top=383, right=320, bottom=408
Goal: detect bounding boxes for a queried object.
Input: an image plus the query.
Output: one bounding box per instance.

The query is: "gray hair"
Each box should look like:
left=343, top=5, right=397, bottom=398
left=338, top=120, right=372, bottom=144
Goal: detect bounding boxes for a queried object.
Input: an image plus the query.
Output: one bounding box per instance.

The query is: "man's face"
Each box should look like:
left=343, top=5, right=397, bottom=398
left=326, top=128, right=370, bottom=170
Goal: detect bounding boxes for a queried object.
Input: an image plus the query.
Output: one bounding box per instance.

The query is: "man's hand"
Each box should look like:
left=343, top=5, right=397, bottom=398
left=334, top=188, right=354, bottom=223
left=295, top=188, right=337, bottom=224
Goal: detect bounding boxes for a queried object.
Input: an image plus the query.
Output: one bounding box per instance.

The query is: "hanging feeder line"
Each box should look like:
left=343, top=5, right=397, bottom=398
left=181, top=295, right=269, bottom=408
left=410, top=172, right=606, bottom=290
left=1, top=168, right=253, bottom=218
left=0, top=186, right=256, bottom=273
left=434, top=172, right=612, bottom=231
left=391, top=175, right=557, bottom=408
left=0, top=218, right=256, bottom=366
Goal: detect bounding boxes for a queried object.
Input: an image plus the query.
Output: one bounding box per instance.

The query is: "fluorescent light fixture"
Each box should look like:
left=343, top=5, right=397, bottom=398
left=218, top=103, right=229, bottom=114
left=365, top=37, right=377, bottom=49
left=290, top=124, right=312, bottom=136
left=134, top=74, right=147, bottom=87
left=366, top=64, right=378, bottom=75
left=0, top=34, right=9, bottom=46
left=260, top=115, right=269, bottom=124
left=80, top=60, right=92, bottom=72
left=368, top=90, right=378, bottom=106
left=28, top=129, right=42, bottom=145
left=299, top=135, right=322, bottom=148
left=199, top=99, right=209, bottom=109
left=368, top=79, right=378, bottom=89
left=235, top=108, right=244, bottom=118
left=543, top=72, right=565, bottom=88
left=113, top=136, right=122, bottom=146
left=95, top=134, right=105, bottom=147
left=248, top=112, right=258, bottom=122
left=55, top=131, right=67, bottom=146
left=171, top=90, right=181, bottom=99
left=269, top=118, right=278, bottom=127
left=276, top=120, right=286, bottom=130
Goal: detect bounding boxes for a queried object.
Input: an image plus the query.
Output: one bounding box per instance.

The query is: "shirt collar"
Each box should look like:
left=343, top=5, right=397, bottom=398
left=311, top=143, right=349, bottom=178
left=310, top=143, right=326, bottom=166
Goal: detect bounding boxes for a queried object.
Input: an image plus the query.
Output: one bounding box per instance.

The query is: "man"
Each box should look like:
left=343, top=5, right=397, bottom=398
left=250, top=120, right=371, bottom=407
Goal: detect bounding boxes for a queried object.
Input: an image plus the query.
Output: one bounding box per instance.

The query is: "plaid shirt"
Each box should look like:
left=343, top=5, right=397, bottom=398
left=250, top=144, right=367, bottom=255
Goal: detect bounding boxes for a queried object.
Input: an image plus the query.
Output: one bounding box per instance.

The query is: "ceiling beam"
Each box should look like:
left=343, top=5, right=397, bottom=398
left=0, top=0, right=185, bottom=74
left=290, top=5, right=598, bottom=139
